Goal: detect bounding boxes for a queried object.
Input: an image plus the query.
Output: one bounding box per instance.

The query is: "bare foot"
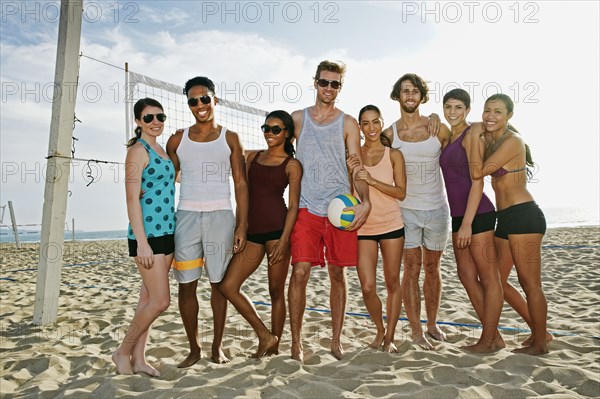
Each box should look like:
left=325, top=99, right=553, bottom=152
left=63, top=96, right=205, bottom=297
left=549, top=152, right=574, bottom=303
left=412, top=333, right=434, bottom=350
left=177, top=349, right=201, bottom=368
left=427, top=325, right=447, bottom=342
left=291, top=342, right=304, bottom=363
left=132, top=361, right=161, bottom=377
left=252, top=334, right=279, bottom=358
left=330, top=340, right=344, bottom=360
left=495, top=332, right=506, bottom=349
left=461, top=340, right=502, bottom=354
left=112, top=352, right=133, bottom=375
left=211, top=347, right=230, bottom=364
left=522, top=331, right=553, bottom=346
left=265, top=348, right=279, bottom=356
left=382, top=340, right=399, bottom=353
left=369, top=330, right=385, bottom=349
left=513, top=344, right=549, bottom=355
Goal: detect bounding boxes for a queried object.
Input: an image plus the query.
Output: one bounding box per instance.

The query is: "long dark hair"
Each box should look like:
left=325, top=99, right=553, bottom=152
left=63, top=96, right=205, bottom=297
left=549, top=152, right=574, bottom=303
left=127, top=97, right=164, bottom=148
left=485, top=93, right=534, bottom=177
left=358, top=104, right=391, bottom=147
left=265, top=110, right=295, bottom=157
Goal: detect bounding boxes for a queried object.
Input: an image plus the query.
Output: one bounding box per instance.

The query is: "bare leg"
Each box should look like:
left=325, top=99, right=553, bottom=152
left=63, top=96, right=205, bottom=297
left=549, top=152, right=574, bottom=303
left=177, top=280, right=201, bottom=368
left=461, top=232, right=505, bottom=353
left=356, top=240, right=385, bottom=349
left=423, top=247, right=446, bottom=342
left=509, top=234, right=548, bottom=355
left=220, top=242, right=277, bottom=358
left=328, top=265, right=347, bottom=360
left=402, top=247, right=432, bottom=349
left=113, top=254, right=171, bottom=375
left=496, top=238, right=553, bottom=345
left=289, top=262, right=311, bottom=362
left=380, top=238, right=403, bottom=353
left=265, top=240, right=290, bottom=355
left=210, top=282, right=230, bottom=363
left=131, top=254, right=173, bottom=375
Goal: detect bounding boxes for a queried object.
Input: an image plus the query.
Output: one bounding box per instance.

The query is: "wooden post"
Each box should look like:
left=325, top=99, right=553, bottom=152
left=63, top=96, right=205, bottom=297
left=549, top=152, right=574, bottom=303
left=8, top=201, right=20, bottom=249
left=71, top=218, right=75, bottom=242
left=34, top=0, right=83, bottom=325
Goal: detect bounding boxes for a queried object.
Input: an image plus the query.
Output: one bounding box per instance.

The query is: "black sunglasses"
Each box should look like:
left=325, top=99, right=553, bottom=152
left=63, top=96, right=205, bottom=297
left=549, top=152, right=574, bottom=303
left=142, top=113, right=167, bottom=123
left=261, top=124, right=286, bottom=135
left=187, top=95, right=213, bottom=107
left=316, top=79, right=341, bottom=90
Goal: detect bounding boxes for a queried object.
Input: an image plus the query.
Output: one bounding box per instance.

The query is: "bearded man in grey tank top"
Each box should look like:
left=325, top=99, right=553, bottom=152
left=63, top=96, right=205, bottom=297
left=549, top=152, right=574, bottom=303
left=288, top=60, right=372, bottom=363
left=382, top=73, right=453, bottom=350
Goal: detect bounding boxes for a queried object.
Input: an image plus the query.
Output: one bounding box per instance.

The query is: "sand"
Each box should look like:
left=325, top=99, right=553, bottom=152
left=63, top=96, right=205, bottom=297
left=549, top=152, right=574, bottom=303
left=1, top=227, right=599, bottom=398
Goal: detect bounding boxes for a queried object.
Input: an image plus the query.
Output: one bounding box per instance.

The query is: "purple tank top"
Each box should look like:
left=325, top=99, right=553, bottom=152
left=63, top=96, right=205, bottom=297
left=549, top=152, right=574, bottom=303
left=440, top=126, right=495, bottom=217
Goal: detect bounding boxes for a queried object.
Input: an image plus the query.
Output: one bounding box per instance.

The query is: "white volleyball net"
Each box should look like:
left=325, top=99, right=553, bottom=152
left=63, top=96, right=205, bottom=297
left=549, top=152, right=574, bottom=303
left=125, top=70, right=268, bottom=150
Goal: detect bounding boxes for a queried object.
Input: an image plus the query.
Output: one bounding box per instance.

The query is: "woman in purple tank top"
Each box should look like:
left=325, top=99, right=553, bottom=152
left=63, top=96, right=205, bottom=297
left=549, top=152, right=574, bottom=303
left=220, top=110, right=303, bottom=358
left=440, top=89, right=504, bottom=353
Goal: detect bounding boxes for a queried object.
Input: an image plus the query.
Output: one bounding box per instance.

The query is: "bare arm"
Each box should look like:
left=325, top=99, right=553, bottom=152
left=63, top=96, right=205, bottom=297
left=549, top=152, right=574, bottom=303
left=227, top=130, right=249, bottom=253
left=353, top=149, right=406, bottom=200
left=470, top=123, right=523, bottom=180
left=125, top=144, right=153, bottom=267
left=268, top=159, right=303, bottom=264
left=166, top=132, right=182, bottom=177
left=456, top=128, right=486, bottom=248
left=344, top=115, right=371, bottom=230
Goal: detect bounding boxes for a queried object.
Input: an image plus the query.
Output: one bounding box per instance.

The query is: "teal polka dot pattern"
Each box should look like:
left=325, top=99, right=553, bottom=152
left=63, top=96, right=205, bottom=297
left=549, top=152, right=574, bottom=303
left=128, top=139, right=176, bottom=240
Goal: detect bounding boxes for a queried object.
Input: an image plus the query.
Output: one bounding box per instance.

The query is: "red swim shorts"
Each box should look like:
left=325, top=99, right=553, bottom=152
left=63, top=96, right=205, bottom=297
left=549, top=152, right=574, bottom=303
left=291, top=208, right=357, bottom=267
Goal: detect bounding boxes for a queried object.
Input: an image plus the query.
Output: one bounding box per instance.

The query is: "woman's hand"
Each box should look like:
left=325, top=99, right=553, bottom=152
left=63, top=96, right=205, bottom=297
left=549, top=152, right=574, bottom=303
left=135, top=241, right=154, bottom=269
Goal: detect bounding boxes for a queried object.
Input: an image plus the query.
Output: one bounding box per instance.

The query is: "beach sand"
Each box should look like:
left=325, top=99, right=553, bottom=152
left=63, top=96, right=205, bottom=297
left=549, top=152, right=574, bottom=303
left=1, top=227, right=599, bottom=398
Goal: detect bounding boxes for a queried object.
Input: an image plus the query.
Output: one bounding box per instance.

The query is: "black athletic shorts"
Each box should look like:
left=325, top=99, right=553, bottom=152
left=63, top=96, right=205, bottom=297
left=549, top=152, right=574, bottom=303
left=451, top=211, right=496, bottom=234
left=247, top=230, right=283, bottom=245
left=128, top=234, right=175, bottom=257
left=495, top=201, right=546, bottom=240
left=358, top=228, right=405, bottom=242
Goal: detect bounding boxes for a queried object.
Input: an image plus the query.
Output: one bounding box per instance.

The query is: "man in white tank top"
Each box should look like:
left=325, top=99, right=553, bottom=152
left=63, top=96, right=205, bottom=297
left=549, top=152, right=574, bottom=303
left=166, top=76, right=249, bottom=367
left=288, top=60, right=372, bottom=363
left=382, top=73, right=452, bottom=350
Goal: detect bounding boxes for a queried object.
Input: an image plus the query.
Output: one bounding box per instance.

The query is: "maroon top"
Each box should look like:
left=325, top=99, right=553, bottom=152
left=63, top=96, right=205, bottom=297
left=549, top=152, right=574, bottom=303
left=247, top=151, right=291, bottom=234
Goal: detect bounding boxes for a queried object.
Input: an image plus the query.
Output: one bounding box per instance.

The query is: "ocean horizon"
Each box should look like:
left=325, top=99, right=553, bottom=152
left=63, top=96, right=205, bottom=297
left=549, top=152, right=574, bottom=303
left=1, top=206, right=597, bottom=244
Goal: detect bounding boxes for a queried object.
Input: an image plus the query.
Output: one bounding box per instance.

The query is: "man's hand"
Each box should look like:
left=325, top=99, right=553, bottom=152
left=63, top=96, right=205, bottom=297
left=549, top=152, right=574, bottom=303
left=345, top=201, right=371, bottom=231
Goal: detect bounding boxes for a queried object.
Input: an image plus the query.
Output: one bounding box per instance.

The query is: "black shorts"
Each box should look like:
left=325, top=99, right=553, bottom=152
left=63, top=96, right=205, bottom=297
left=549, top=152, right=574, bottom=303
left=495, top=201, right=546, bottom=240
left=451, top=211, right=496, bottom=234
left=247, top=230, right=283, bottom=245
left=358, top=228, right=405, bottom=242
left=128, top=234, right=175, bottom=257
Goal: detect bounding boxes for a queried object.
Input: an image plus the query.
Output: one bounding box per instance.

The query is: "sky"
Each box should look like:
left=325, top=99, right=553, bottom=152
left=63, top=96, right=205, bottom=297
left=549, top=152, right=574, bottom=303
left=1, top=1, right=599, bottom=232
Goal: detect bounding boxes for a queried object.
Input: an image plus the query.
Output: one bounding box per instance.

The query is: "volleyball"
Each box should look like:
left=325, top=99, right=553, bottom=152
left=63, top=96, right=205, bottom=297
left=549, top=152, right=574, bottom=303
left=327, top=194, right=361, bottom=230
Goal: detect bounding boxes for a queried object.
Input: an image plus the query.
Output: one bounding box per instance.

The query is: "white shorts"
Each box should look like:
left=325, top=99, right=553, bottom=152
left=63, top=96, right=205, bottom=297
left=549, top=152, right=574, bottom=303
left=173, top=209, right=235, bottom=283
left=401, top=206, right=449, bottom=251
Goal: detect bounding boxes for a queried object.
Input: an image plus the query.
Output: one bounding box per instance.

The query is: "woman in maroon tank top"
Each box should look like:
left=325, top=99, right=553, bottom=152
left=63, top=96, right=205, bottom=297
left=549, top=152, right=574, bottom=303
left=220, top=110, right=303, bottom=358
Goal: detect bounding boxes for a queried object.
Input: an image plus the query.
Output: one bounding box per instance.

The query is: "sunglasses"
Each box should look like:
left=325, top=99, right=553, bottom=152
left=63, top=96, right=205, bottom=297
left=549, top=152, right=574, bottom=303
left=261, top=124, right=286, bottom=135
left=316, top=79, right=341, bottom=90
left=187, top=95, right=213, bottom=107
left=142, top=113, right=167, bottom=123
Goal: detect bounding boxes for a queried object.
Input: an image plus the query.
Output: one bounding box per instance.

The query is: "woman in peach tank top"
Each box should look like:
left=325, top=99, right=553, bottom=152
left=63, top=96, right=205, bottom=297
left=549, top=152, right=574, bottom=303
left=348, top=105, right=406, bottom=352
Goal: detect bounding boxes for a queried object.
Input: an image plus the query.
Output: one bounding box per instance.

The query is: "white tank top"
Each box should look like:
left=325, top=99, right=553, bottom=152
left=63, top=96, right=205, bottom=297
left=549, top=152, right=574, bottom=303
left=176, top=126, right=232, bottom=211
left=391, top=122, right=447, bottom=211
